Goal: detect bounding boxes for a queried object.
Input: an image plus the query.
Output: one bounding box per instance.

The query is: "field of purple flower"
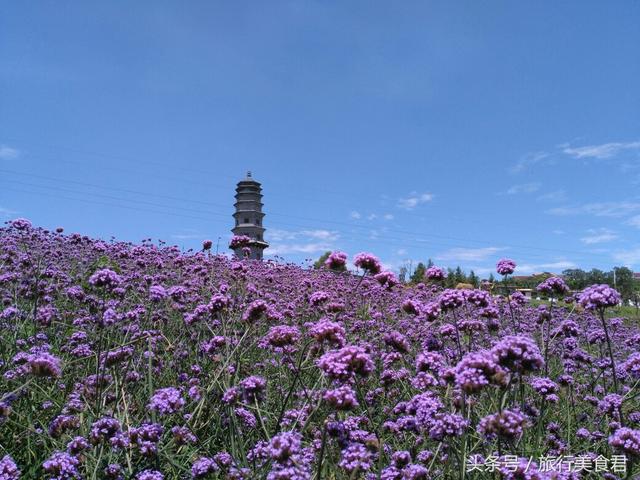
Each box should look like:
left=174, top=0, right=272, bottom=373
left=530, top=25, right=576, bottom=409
left=1, top=219, right=640, bottom=479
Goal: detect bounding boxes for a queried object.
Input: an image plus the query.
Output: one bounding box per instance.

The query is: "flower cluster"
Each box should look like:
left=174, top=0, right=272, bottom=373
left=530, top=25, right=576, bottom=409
left=324, top=251, right=348, bottom=270
left=88, top=268, right=123, bottom=290
left=425, top=266, right=446, bottom=280
left=318, top=346, right=374, bottom=380
left=229, top=235, right=252, bottom=249
left=609, top=427, right=640, bottom=458
left=491, top=335, right=544, bottom=374
left=496, top=258, right=516, bottom=276
left=578, top=284, right=621, bottom=310
left=478, top=409, right=528, bottom=441
left=536, top=276, right=569, bottom=295
left=147, top=388, right=185, bottom=416
left=438, top=289, right=465, bottom=310
left=353, top=252, right=382, bottom=274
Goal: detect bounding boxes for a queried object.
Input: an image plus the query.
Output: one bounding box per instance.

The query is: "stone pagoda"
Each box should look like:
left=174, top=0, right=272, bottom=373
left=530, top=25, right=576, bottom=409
left=231, top=171, right=269, bottom=259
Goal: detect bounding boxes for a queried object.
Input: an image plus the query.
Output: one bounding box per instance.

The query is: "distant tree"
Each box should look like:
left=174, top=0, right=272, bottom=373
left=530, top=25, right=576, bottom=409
left=468, top=270, right=479, bottom=288
left=613, top=266, right=635, bottom=301
left=426, top=258, right=434, bottom=268
left=445, top=268, right=456, bottom=288
left=399, top=266, right=408, bottom=284
left=632, top=287, right=640, bottom=317
left=588, top=269, right=608, bottom=286
left=410, top=262, right=426, bottom=284
left=562, top=269, right=588, bottom=290
left=488, top=273, right=495, bottom=284
left=313, top=251, right=331, bottom=269
left=454, top=266, right=466, bottom=285
left=516, top=272, right=553, bottom=289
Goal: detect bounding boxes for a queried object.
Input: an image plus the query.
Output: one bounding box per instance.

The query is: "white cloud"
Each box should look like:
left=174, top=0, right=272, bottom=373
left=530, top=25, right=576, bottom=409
left=562, top=141, right=640, bottom=160
left=627, top=215, right=640, bottom=229
left=580, top=228, right=618, bottom=245
left=510, top=151, right=550, bottom=173
left=301, top=230, right=339, bottom=241
left=514, top=261, right=577, bottom=275
left=266, top=229, right=339, bottom=257
left=506, top=183, right=541, bottom=195
left=0, top=207, right=17, bottom=218
left=547, top=202, right=640, bottom=217
left=398, top=192, right=434, bottom=210
left=436, top=247, right=505, bottom=262
left=171, top=233, right=202, bottom=240
left=266, top=242, right=333, bottom=256
left=383, top=213, right=394, bottom=220
left=268, top=229, right=339, bottom=242
left=395, top=248, right=407, bottom=256
left=367, top=213, right=377, bottom=221
left=537, top=190, right=566, bottom=202
left=612, top=248, right=640, bottom=267
left=350, top=211, right=361, bottom=219
left=0, top=145, right=19, bottom=160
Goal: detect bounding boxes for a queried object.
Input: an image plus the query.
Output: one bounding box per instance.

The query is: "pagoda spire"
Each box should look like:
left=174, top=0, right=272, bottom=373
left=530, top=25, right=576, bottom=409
left=231, top=172, right=268, bottom=259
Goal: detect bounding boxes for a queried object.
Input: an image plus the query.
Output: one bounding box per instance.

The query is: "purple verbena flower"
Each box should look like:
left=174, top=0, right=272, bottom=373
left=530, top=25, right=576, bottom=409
left=325, top=251, right=348, bottom=271
left=148, top=388, right=185, bottom=415
left=425, top=266, right=446, bottom=281
left=536, top=276, right=569, bottom=295
left=478, top=409, right=528, bottom=441
left=609, top=427, right=640, bottom=458
left=354, top=253, right=382, bottom=275
left=88, top=268, right=123, bottom=290
left=578, top=284, right=621, bottom=310
left=491, top=335, right=544, bottom=374
left=0, top=455, right=20, bottom=480
left=496, top=259, right=516, bottom=276
left=42, top=451, right=80, bottom=479
left=318, top=346, right=374, bottom=380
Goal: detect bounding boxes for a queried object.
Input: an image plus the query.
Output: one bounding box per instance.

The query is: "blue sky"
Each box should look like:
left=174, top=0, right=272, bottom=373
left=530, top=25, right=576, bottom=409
left=1, top=1, right=640, bottom=276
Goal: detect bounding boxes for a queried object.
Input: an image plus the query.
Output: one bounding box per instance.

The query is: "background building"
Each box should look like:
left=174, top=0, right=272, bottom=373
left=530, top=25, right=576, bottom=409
left=231, top=172, right=269, bottom=260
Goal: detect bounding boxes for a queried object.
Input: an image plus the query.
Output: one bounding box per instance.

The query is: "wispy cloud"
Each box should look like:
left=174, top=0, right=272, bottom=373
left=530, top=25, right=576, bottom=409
left=267, top=228, right=339, bottom=242
left=547, top=201, right=640, bottom=217
left=0, top=206, right=17, bottom=218
left=580, top=228, right=618, bottom=245
left=398, top=192, right=434, bottom=210
left=628, top=215, right=640, bottom=229
left=351, top=211, right=393, bottom=221
left=510, top=151, right=550, bottom=173
left=171, top=232, right=203, bottom=240
left=537, top=190, right=566, bottom=202
left=0, top=145, right=19, bottom=160
left=612, top=248, right=640, bottom=267
left=514, top=260, right=576, bottom=275
left=506, top=182, right=541, bottom=195
left=436, top=247, right=505, bottom=262
left=266, top=242, right=333, bottom=256
left=266, top=229, right=339, bottom=257
left=562, top=141, right=640, bottom=160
